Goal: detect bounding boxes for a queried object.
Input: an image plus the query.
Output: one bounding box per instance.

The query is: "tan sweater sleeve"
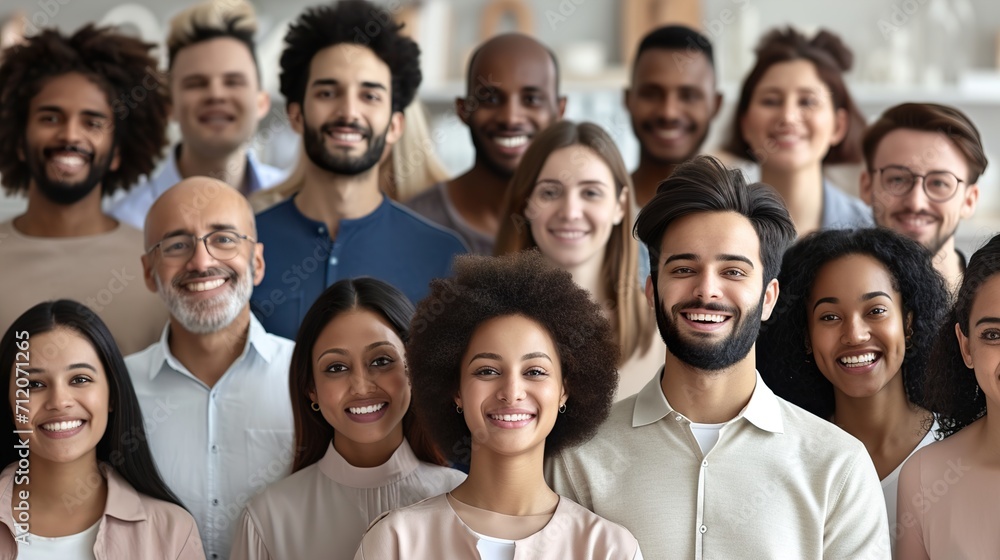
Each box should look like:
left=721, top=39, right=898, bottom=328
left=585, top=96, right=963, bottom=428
left=228, top=507, right=272, bottom=560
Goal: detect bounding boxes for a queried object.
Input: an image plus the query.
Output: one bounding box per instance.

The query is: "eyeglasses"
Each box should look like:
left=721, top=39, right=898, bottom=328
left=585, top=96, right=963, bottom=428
left=146, top=230, right=256, bottom=261
left=876, top=165, right=965, bottom=202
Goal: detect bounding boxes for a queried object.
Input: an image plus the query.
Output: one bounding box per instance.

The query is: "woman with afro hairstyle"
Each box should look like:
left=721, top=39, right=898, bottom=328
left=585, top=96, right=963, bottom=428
left=231, top=278, right=464, bottom=560
left=724, top=27, right=871, bottom=237
left=896, top=234, right=1000, bottom=559
left=355, top=251, right=642, bottom=559
left=757, top=228, right=949, bottom=552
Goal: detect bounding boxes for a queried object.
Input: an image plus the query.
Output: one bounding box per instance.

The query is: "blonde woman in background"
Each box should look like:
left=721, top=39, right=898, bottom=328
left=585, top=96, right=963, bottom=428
left=494, top=121, right=662, bottom=401
left=251, top=101, right=448, bottom=212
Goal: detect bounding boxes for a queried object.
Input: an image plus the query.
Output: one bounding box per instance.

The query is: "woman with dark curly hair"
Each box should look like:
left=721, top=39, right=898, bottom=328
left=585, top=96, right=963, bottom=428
left=0, top=301, right=201, bottom=557
left=724, top=27, right=871, bottom=237
left=896, top=234, right=1000, bottom=559
left=231, top=278, right=464, bottom=560
left=757, top=228, right=949, bottom=550
left=355, top=252, right=642, bottom=559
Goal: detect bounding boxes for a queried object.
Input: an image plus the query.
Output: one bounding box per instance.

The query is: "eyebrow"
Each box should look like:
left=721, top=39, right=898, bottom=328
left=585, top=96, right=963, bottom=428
left=974, top=316, right=1000, bottom=327
left=36, top=106, right=110, bottom=120
left=664, top=253, right=755, bottom=267
left=468, top=351, right=553, bottom=364
left=811, top=291, right=892, bottom=312
left=159, top=224, right=239, bottom=240
left=310, top=78, right=387, bottom=92
left=316, top=341, right=395, bottom=360
left=23, top=363, right=97, bottom=374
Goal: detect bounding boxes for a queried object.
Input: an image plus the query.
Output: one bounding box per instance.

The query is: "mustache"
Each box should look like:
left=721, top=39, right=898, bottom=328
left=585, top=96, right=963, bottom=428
left=641, top=118, right=693, bottom=132
left=43, top=144, right=94, bottom=160
left=172, top=268, right=235, bottom=288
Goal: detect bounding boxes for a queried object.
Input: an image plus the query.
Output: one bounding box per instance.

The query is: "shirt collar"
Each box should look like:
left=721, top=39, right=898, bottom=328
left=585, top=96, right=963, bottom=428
left=149, top=313, right=276, bottom=380
left=286, top=192, right=392, bottom=230
left=631, top=367, right=784, bottom=434
left=163, top=144, right=269, bottom=195
left=317, top=438, right=421, bottom=488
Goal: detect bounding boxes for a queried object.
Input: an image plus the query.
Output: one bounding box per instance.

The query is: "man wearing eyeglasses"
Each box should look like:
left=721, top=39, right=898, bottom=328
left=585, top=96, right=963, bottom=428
left=861, top=103, right=988, bottom=292
left=128, top=176, right=294, bottom=560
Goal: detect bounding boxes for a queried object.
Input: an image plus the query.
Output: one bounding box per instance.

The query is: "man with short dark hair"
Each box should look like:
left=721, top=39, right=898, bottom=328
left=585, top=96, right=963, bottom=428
left=250, top=0, right=466, bottom=340
left=547, top=156, right=890, bottom=559
left=0, top=25, right=169, bottom=354
left=860, top=103, right=987, bottom=292
left=406, top=33, right=567, bottom=255
left=111, top=0, right=285, bottom=229
left=625, top=25, right=723, bottom=207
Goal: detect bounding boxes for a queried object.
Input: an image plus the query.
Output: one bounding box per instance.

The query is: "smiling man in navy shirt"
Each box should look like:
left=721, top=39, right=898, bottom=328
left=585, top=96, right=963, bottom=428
left=251, top=1, right=467, bottom=339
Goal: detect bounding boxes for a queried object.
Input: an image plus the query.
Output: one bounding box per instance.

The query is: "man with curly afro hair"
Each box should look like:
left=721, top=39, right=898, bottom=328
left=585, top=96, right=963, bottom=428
left=546, top=155, right=891, bottom=558
left=251, top=0, right=466, bottom=340
left=0, top=25, right=169, bottom=355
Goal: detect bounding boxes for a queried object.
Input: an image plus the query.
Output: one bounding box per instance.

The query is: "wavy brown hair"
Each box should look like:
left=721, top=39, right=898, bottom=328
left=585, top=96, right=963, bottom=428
left=0, top=24, right=168, bottom=195
left=289, top=278, right=445, bottom=472
left=495, top=121, right=653, bottom=362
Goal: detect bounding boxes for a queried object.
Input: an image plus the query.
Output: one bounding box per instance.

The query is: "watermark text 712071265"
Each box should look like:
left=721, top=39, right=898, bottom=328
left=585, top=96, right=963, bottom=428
left=12, top=330, right=32, bottom=543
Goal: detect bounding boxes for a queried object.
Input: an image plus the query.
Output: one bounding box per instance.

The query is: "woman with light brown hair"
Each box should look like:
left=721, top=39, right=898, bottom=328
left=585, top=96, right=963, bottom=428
left=495, top=121, right=661, bottom=400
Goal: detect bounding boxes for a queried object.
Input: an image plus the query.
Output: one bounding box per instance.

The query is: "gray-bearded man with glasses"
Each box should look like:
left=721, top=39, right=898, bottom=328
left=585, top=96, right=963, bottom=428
left=860, top=103, right=988, bottom=292
left=126, top=176, right=294, bottom=560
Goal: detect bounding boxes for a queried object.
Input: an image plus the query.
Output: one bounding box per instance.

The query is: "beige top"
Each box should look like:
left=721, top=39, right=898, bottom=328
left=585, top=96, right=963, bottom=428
left=354, top=494, right=642, bottom=560
left=230, top=440, right=465, bottom=560
left=546, top=369, right=891, bottom=560
left=0, top=220, right=167, bottom=355
left=896, top=417, right=997, bottom=559
left=0, top=462, right=204, bottom=559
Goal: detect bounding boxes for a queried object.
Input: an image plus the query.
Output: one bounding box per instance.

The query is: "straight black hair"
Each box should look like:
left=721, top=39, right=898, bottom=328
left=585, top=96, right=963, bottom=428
left=0, top=300, right=185, bottom=509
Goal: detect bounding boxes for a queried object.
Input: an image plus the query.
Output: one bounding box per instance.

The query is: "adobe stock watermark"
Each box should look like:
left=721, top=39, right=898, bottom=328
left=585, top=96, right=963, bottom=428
left=877, top=0, right=931, bottom=39
left=11, top=331, right=32, bottom=545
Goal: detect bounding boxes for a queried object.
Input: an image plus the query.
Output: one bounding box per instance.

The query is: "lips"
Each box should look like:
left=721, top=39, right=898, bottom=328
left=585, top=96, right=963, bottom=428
left=549, top=229, right=589, bottom=241
left=892, top=212, right=938, bottom=236
left=344, top=399, right=390, bottom=423
left=321, top=124, right=369, bottom=146
left=40, top=419, right=84, bottom=432
left=37, top=418, right=87, bottom=439
left=197, top=110, right=236, bottom=126
left=44, top=147, right=92, bottom=176
left=487, top=409, right=537, bottom=429
left=184, top=278, right=227, bottom=292
left=838, top=352, right=879, bottom=367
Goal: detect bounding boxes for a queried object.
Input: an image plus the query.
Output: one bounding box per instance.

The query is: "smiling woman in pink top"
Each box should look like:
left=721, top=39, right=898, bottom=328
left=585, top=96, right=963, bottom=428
left=0, top=300, right=203, bottom=559
left=355, top=252, right=642, bottom=560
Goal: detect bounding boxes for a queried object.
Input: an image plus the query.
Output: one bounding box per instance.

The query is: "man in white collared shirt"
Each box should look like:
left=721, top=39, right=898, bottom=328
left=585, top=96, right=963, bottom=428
left=110, top=0, right=286, bottom=230
left=546, top=155, right=890, bottom=559
left=126, top=176, right=294, bottom=560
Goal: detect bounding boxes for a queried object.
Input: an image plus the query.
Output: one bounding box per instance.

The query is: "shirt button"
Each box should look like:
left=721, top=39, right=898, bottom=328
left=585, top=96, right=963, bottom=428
left=699, top=525, right=707, bottom=534
left=212, top=498, right=220, bottom=506
left=318, top=227, right=325, bottom=235
left=674, top=415, right=682, bottom=422
left=329, top=256, right=338, bottom=265
left=211, top=554, right=219, bottom=559
left=702, top=460, right=708, bottom=467
left=211, top=444, right=219, bottom=453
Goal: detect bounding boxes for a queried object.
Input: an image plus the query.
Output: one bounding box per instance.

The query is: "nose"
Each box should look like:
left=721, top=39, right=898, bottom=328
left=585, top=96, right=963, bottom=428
left=43, top=382, right=74, bottom=411
left=898, top=175, right=930, bottom=211
left=499, top=97, right=526, bottom=127
left=206, top=77, right=227, bottom=102
left=496, top=372, right=525, bottom=404
left=779, top=98, right=800, bottom=124
left=56, top=117, right=85, bottom=145
left=185, top=237, right=221, bottom=272
left=349, top=369, right=377, bottom=395
left=335, top=91, right=361, bottom=123
left=660, top=92, right=682, bottom=121
left=555, top=191, right=584, bottom=221
left=841, top=315, right=871, bottom=346
left=693, top=272, right=723, bottom=301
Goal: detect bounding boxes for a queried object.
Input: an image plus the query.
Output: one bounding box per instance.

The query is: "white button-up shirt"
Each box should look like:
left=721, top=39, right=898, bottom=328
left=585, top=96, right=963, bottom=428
left=125, top=315, right=295, bottom=560
left=547, top=368, right=891, bottom=560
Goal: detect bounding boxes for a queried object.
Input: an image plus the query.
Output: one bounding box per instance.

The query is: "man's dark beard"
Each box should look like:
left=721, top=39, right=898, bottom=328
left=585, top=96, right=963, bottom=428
left=653, top=288, right=763, bottom=371
left=636, top=118, right=710, bottom=167
left=303, top=120, right=387, bottom=176
left=27, top=145, right=113, bottom=206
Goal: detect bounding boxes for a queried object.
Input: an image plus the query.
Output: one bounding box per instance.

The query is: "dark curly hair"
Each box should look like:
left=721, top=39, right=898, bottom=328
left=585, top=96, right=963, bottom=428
left=289, top=277, right=446, bottom=472
left=757, top=228, right=949, bottom=419
left=279, top=0, right=421, bottom=113
left=923, top=234, right=1000, bottom=437
left=407, top=251, right=619, bottom=460
left=0, top=25, right=169, bottom=196
left=724, top=27, right=865, bottom=165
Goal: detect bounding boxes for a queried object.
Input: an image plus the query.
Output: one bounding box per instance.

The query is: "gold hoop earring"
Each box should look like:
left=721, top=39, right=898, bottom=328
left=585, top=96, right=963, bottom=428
left=456, top=405, right=463, bottom=414
left=311, top=402, right=320, bottom=412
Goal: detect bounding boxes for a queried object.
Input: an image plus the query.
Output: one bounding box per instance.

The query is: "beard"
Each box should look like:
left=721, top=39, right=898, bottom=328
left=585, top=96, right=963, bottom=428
left=469, top=127, right=517, bottom=180
left=155, top=260, right=254, bottom=335
left=653, top=289, right=763, bottom=371
left=302, top=119, right=388, bottom=176
left=26, top=144, right=114, bottom=205
left=635, top=117, right=710, bottom=167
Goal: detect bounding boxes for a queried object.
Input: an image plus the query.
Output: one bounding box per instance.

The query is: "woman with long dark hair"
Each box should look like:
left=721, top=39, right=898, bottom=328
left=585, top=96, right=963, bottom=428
left=896, top=234, right=1000, bottom=558
left=0, top=300, right=202, bottom=557
left=757, top=228, right=949, bottom=553
left=231, top=278, right=464, bottom=560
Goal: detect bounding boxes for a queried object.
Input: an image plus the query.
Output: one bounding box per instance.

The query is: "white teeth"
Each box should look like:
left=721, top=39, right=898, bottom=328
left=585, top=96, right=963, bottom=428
left=41, top=420, right=83, bottom=432
left=331, top=132, right=363, bottom=142
left=348, top=403, right=386, bottom=415
left=654, top=129, right=683, bottom=140
left=839, top=352, right=877, bottom=366
left=489, top=413, right=533, bottom=422
left=494, top=136, right=528, bottom=148
left=552, top=230, right=587, bottom=239
left=685, top=313, right=726, bottom=323
left=185, top=279, right=226, bottom=292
